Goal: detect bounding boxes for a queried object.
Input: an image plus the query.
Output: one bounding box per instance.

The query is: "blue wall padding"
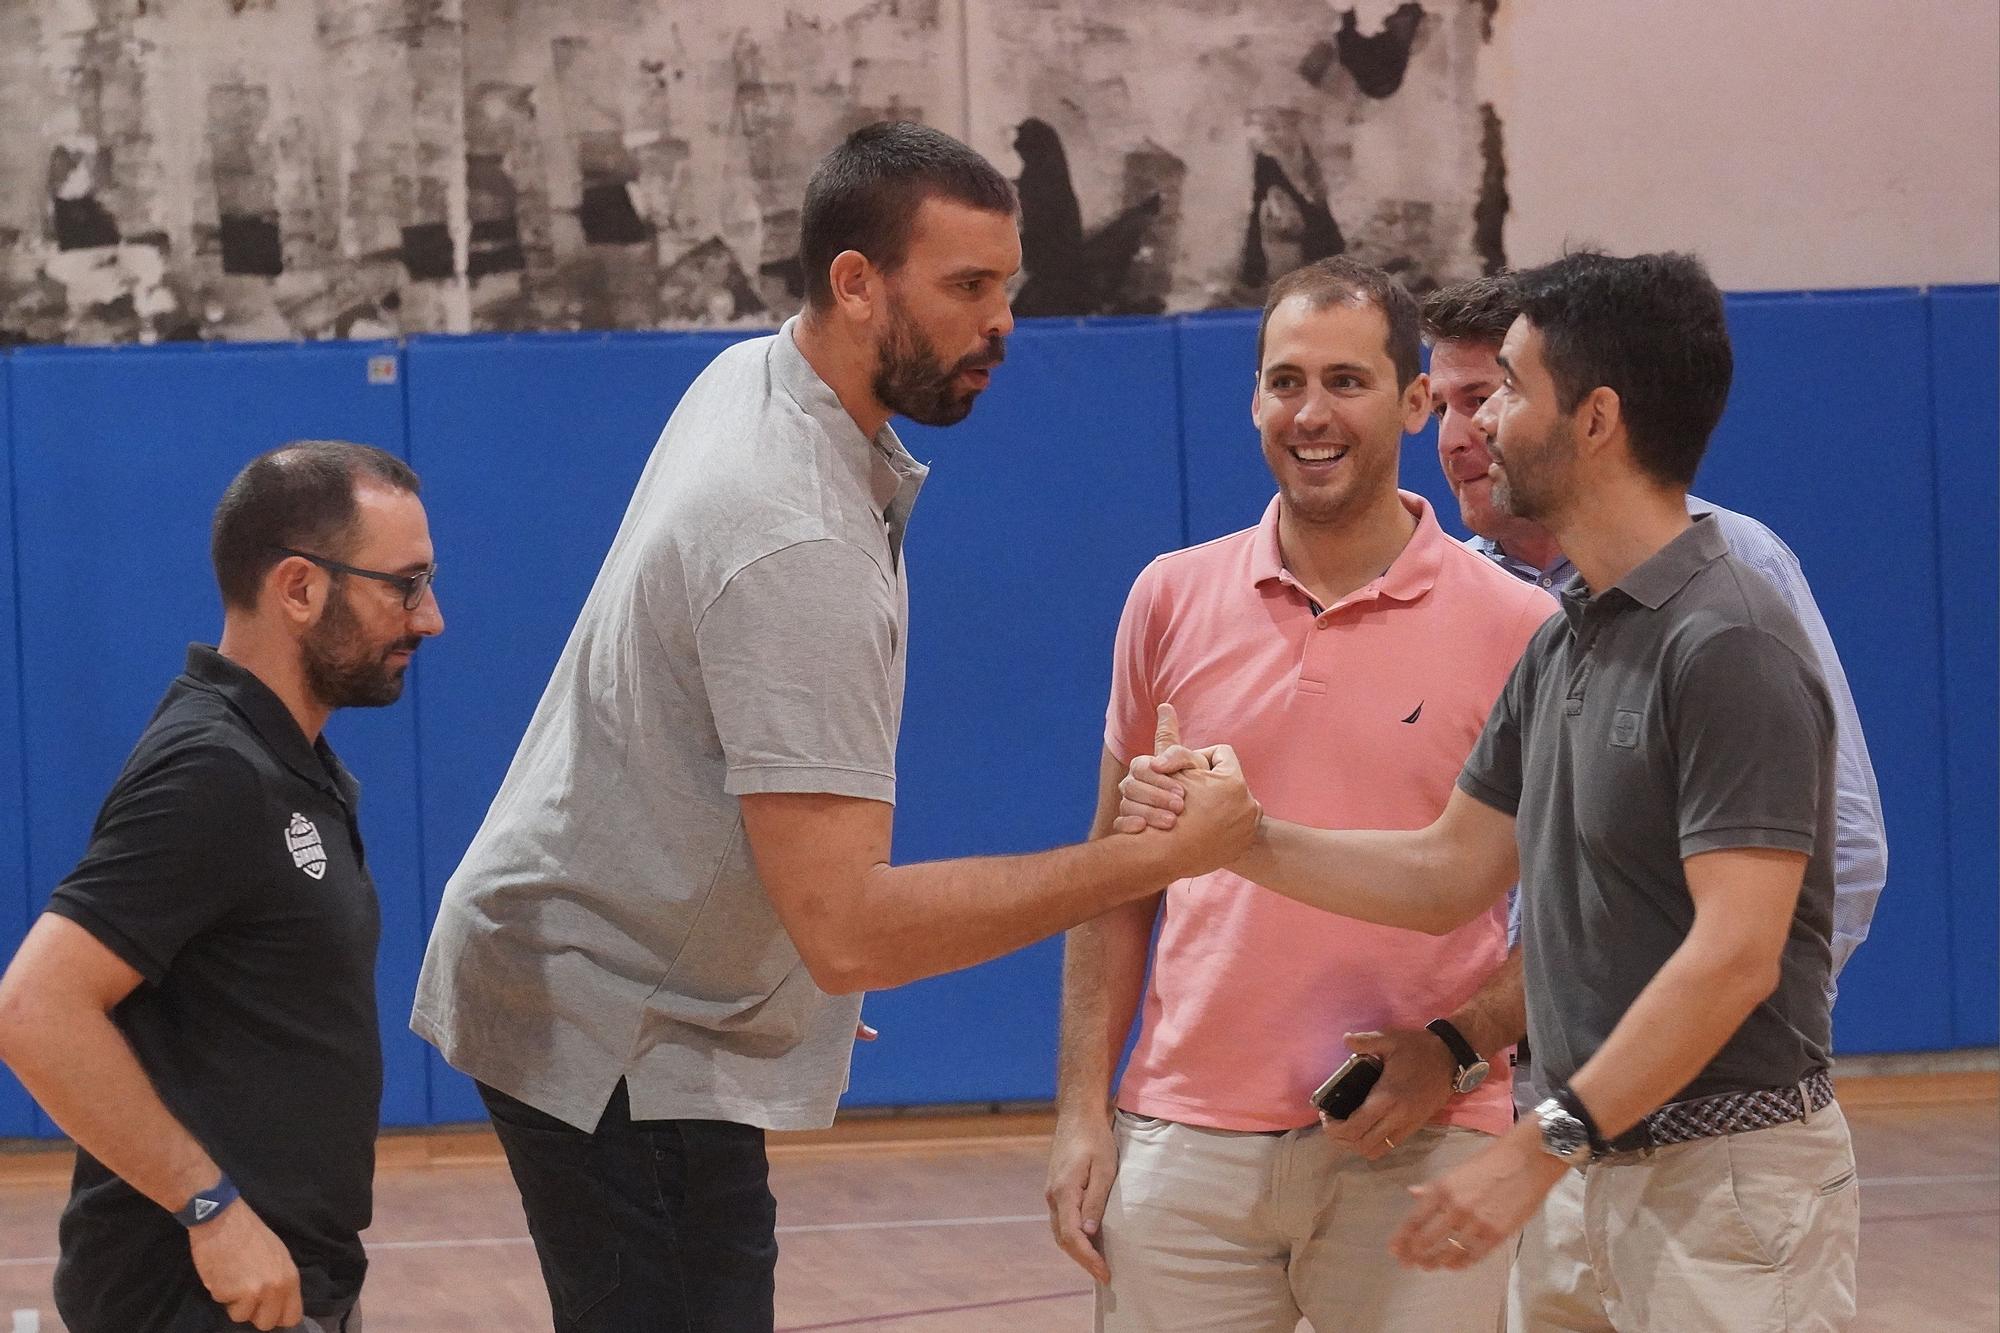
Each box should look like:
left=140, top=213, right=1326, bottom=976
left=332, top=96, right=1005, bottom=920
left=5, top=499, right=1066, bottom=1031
left=1702, top=292, right=1953, bottom=1053
left=846, top=319, right=1187, bottom=1104
left=1930, top=286, right=1999, bottom=1046
left=0, top=359, right=32, bottom=1136
left=403, top=330, right=754, bottom=1121
left=1175, top=310, right=1459, bottom=547
left=0, top=288, right=1993, bottom=1138
left=7, top=342, right=432, bottom=1127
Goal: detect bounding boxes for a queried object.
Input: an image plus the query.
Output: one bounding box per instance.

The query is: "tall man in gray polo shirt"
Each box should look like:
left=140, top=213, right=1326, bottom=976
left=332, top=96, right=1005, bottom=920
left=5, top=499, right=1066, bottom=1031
left=413, top=122, right=1257, bottom=1332
left=1117, top=251, right=1859, bottom=1329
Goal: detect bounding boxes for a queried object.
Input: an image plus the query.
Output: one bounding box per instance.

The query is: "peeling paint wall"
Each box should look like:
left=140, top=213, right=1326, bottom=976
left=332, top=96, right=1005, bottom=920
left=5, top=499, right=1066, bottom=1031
left=0, top=0, right=1496, bottom=344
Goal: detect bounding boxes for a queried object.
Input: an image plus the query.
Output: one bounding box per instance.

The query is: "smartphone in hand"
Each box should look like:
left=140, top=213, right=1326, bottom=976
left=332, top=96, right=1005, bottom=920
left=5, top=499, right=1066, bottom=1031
left=1310, top=1053, right=1383, bottom=1120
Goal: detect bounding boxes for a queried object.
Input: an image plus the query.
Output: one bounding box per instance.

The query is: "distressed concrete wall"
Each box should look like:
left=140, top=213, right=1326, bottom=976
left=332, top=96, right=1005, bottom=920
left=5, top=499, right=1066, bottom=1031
left=0, top=0, right=1498, bottom=342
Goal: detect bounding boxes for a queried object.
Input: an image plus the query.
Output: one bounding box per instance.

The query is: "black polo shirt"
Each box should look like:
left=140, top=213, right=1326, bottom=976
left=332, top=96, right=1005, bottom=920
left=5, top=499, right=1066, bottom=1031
left=1459, top=516, right=1837, bottom=1106
left=44, top=645, right=381, bottom=1333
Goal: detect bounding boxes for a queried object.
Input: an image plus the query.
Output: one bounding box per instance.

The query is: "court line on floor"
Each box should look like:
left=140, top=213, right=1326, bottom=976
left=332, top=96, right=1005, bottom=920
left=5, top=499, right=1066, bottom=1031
left=0, top=1213, right=1050, bottom=1267
left=778, top=1287, right=1088, bottom=1331
left=4, top=1179, right=1992, bottom=1270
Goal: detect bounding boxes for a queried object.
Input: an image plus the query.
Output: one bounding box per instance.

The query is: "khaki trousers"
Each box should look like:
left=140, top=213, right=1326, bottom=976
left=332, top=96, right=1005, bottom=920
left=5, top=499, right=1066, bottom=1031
left=1510, top=1102, right=1859, bottom=1331
left=1097, top=1111, right=1508, bottom=1332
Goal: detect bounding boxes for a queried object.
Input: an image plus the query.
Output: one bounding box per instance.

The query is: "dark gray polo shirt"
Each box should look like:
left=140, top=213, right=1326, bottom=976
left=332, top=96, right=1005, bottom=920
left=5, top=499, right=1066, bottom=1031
left=1459, top=516, right=1837, bottom=1103
left=414, top=318, right=926, bottom=1132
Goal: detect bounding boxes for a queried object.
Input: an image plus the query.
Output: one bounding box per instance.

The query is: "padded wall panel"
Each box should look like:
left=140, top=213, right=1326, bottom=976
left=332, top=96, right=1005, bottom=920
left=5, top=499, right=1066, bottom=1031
left=0, top=358, right=33, bottom=1136
left=1929, top=285, right=1999, bottom=1046
left=1176, top=311, right=1460, bottom=547
left=404, top=330, right=753, bottom=1122
left=848, top=320, right=1185, bottom=1105
left=1702, top=292, right=1952, bottom=1053
left=9, top=342, right=430, bottom=1130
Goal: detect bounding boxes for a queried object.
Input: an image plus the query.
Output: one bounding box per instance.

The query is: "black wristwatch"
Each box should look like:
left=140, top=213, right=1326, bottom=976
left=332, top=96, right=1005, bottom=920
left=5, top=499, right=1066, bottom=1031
left=1425, top=1018, right=1490, bottom=1094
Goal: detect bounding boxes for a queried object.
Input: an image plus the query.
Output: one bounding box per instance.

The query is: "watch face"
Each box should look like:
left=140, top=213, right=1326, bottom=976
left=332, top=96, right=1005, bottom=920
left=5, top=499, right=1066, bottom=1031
left=1455, top=1059, right=1490, bottom=1093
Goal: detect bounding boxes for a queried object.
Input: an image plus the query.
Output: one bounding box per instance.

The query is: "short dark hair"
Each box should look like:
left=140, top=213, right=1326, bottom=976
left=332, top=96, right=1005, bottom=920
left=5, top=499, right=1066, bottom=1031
left=212, top=441, right=421, bottom=610
left=1255, top=257, right=1423, bottom=388
left=1420, top=273, right=1520, bottom=346
left=1510, top=250, right=1734, bottom=489
left=798, top=121, right=1016, bottom=311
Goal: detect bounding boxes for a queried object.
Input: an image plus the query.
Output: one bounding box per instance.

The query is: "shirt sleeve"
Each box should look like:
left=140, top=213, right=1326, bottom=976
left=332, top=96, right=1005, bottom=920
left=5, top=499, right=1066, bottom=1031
left=42, top=744, right=260, bottom=985
left=1457, top=647, right=1532, bottom=816
left=1103, top=563, right=1164, bottom=765
left=697, top=539, right=901, bottom=803
left=1718, top=524, right=1887, bottom=981
left=1671, top=623, right=1835, bottom=859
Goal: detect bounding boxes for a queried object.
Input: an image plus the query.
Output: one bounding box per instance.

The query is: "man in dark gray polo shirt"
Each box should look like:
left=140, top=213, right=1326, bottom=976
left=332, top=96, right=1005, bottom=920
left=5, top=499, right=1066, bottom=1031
left=1116, top=251, right=1858, bottom=1329
left=413, top=122, right=1257, bottom=1332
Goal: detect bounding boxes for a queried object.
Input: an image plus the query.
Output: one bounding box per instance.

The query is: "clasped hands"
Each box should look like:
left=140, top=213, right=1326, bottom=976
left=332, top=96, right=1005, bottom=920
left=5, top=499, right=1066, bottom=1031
left=1113, top=704, right=1262, bottom=876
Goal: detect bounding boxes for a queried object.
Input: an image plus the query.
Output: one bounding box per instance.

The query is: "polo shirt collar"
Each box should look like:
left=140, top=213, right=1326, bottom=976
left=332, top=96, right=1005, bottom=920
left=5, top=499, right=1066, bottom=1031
left=1249, top=490, right=1448, bottom=608
left=182, top=645, right=357, bottom=808
left=771, top=316, right=928, bottom=507
left=1558, top=513, right=1729, bottom=630
left=1614, top=513, right=1730, bottom=610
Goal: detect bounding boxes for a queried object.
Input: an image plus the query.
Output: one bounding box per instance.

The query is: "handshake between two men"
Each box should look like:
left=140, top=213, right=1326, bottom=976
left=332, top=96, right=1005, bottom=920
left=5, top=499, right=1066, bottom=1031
left=1049, top=701, right=1531, bottom=1292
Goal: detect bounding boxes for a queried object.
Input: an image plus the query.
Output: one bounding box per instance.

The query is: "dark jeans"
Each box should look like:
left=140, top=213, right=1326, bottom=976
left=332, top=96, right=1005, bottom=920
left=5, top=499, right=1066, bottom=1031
left=479, top=1080, right=778, bottom=1333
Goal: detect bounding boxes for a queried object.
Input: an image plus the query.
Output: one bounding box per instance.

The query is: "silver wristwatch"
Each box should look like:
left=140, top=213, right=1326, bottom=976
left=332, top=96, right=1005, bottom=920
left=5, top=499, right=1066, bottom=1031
left=1532, top=1096, right=1593, bottom=1165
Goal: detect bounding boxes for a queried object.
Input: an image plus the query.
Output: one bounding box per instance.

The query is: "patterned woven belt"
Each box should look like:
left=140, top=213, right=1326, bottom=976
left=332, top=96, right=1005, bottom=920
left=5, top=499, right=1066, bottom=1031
left=1604, top=1069, right=1836, bottom=1155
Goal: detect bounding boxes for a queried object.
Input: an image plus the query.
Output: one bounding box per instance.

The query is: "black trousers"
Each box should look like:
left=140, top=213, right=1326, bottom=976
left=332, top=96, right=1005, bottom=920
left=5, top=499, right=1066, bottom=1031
left=479, top=1080, right=778, bottom=1333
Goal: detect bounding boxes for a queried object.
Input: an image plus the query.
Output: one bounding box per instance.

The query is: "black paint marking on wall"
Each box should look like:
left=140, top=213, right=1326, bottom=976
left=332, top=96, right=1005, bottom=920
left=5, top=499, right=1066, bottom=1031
left=1013, top=119, right=1168, bottom=317
left=219, top=215, right=284, bottom=275
left=1240, top=152, right=1345, bottom=290
left=1475, top=103, right=1508, bottom=275
left=659, top=236, right=766, bottom=322
left=1476, top=0, right=1500, bottom=43
left=577, top=130, right=652, bottom=246
left=1336, top=3, right=1426, bottom=99
left=209, top=84, right=283, bottom=275
left=466, top=152, right=525, bottom=278
left=53, top=196, right=121, bottom=250
left=401, top=223, right=454, bottom=280
left=1298, top=40, right=1339, bottom=89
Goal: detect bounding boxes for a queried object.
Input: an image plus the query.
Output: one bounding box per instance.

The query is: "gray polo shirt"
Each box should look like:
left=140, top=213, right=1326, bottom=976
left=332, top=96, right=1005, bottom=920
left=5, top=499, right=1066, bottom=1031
left=1459, top=516, right=1837, bottom=1104
left=413, top=318, right=926, bottom=1132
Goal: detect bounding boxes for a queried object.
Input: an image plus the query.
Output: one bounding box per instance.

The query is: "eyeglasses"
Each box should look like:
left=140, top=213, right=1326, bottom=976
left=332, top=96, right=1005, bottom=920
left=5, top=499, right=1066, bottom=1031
left=271, top=546, right=437, bottom=610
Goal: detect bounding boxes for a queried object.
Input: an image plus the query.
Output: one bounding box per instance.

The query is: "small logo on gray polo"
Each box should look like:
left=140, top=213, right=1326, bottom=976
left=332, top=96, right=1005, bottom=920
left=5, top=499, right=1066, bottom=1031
left=286, top=814, right=327, bottom=880
left=1611, top=710, right=1643, bottom=748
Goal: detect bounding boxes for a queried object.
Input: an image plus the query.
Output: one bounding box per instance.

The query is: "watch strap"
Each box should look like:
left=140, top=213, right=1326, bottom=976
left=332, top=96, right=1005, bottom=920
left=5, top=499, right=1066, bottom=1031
left=171, top=1175, right=240, bottom=1228
left=1552, top=1085, right=1609, bottom=1156
left=1424, top=1018, right=1482, bottom=1073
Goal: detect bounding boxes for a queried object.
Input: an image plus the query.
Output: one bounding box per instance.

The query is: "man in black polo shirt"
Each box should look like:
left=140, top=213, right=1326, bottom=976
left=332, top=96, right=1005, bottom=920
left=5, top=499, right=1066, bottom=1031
left=1116, top=251, right=1858, bottom=1328
left=0, top=441, right=443, bottom=1333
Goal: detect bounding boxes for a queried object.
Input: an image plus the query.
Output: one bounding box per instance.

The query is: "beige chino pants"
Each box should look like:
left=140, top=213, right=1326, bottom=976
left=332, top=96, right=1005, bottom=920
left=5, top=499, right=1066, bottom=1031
left=1096, top=1111, right=1508, bottom=1332
left=1510, top=1102, right=1860, bottom=1331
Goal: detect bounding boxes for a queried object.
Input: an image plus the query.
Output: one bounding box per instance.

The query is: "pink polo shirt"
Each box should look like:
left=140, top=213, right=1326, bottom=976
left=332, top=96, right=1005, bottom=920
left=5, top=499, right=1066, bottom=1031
left=1108, top=493, right=1556, bottom=1134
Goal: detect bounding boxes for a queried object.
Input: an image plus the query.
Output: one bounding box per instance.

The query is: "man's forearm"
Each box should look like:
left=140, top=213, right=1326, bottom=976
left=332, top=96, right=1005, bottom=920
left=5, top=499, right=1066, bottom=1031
left=1233, top=818, right=1499, bottom=936
left=843, top=832, right=1184, bottom=993
left=1564, top=942, right=1778, bottom=1141
left=1055, top=897, right=1159, bottom=1119
left=1, top=1002, right=217, bottom=1211
left=1445, top=943, right=1526, bottom=1059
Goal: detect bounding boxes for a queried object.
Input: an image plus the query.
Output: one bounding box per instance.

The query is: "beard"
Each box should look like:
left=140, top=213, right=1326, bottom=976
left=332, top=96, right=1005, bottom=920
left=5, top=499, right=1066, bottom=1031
left=302, top=588, right=417, bottom=710
left=1493, top=421, right=1577, bottom=525
left=871, top=300, right=1004, bottom=428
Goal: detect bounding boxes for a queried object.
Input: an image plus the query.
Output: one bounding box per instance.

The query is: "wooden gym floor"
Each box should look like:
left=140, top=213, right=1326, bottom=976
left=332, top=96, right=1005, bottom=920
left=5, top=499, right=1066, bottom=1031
left=1, top=1071, right=1992, bottom=1331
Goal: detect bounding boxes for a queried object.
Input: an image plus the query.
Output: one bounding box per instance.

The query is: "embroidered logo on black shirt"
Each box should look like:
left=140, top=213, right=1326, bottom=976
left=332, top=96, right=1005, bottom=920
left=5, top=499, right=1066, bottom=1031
left=286, top=813, right=328, bottom=881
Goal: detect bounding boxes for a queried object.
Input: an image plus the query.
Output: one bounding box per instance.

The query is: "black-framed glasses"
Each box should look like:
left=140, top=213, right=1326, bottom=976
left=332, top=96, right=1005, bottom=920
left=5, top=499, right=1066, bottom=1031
left=271, top=546, right=436, bottom=610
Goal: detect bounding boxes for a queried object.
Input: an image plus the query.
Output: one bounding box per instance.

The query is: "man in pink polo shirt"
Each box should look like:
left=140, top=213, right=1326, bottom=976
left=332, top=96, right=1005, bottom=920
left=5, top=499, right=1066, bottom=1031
left=1045, top=257, right=1554, bottom=1331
